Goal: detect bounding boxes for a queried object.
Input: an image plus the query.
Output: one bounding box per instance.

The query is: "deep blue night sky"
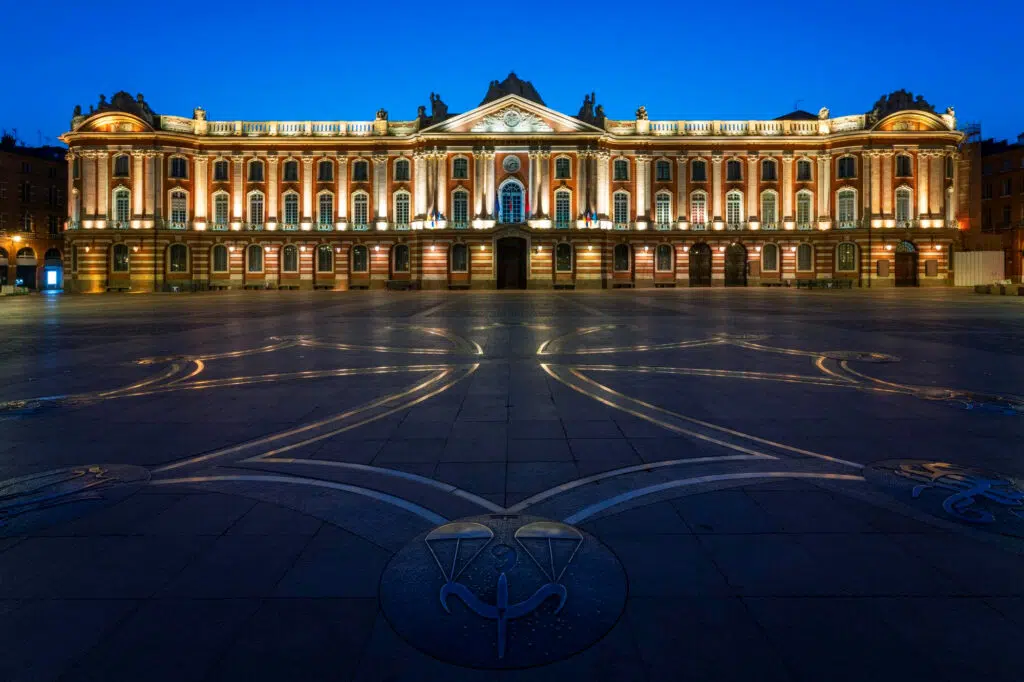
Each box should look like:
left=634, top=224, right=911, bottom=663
left=3, top=0, right=1021, bottom=146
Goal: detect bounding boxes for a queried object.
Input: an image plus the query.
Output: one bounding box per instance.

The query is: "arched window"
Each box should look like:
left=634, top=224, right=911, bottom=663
left=691, top=160, right=707, bottom=182
left=796, top=191, right=813, bottom=229
left=760, top=191, right=777, bottom=228
left=499, top=182, right=523, bottom=223
left=450, top=243, right=468, bottom=273
left=836, top=242, right=857, bottom=272
left=351, top=245, right=369, bottom=273
left=393, top=244, right=410, bottom=273
left=655, top=192, right=672, bottom=227
left=168, top=244, right=189, bottom=273
left=762, top=243, right=779, bottom=271
left=111, top=243, right=129, bottom=272
left=282, top=193, right=299, bottom=227
left=318, top=160, right=333, bottom=182
left=394, top=191, right=410, bottom=227
left=113, top=154, right=130, bottom=177
left=554, top=190, right=572, bottom=228
left=555, top=242, right=573, bottom=272
left=613, top=191, right=629, bottom=226
left=113, top=188, right=130, bottom=223
left=613, top=158, right=629, bottom=181
left=452, top=157, right=469, bottom=179
left=761, top=159, right=777, bottom=181
left=452, top=189, right=469, bottom=227
left=837, top=189, right=857, bottom=227
left=613, top=243, right=630, bottom=272
left=281, top=245, right=298, bottom=273
left=247, top=160, right=264, bottom=182
left=352, top=192, right=369, bottom=227
left=352, top=160, right=369, bottom=182
left=896, top=240, right=916, bottom=253
left=656, top=244, right=673, bottom=272
left=318, top=193, right=334, bottom=227
left=212, top=244, right=228, bottom=273
left=796, top=159, right=813, bottom=181
left=246, top=244, right=263, bottom=272
left=317, top=244, right=333, bottom=273
left=655, top=160, right=671, bottom=181
left=895, top=187, right=913, bottom=224
left=213, top=192, right=229, bottom=227
left=690, top=192, right=707, bottom=228
left=726, top=190, right=743, bottom=228
left=248, top=192, right=265, bottom=227
left=726, top=160, right=742, bottom=181
left=797, top=243, right=813, bottom=271
left=283, top=160, right=299, bottom=182
left=394, top=159, right=410, bottom=182
left=895, top=154, right=913, bottom=178
left=837, top=156, right=856, bottom=179
left=555, top=157, right=571, bottom=179
left=170, top=191, right=188, bottom=225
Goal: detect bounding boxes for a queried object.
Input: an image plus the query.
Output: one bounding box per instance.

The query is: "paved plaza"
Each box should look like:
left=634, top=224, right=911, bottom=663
left=1, top=288, right=1023, bottom=681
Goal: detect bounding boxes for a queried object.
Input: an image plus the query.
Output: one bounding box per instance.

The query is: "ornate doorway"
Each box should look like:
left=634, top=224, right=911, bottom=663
left=497, top=237, right=527, bottom=289
left=895, top=240, right=918, bottom=287
left=725, top=244, right=747, bottom=287
left=689, top=243, right=712, bottom=287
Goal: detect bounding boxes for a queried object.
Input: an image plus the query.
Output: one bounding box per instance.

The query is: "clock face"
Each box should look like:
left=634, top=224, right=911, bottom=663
left=503, top=155, right=521, bottom=173
left=503, top=110, right=522, bottom=128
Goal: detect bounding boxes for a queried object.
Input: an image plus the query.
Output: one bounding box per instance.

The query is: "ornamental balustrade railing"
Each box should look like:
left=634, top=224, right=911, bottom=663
left=393, top=223, right=411, bottom=231
left=67, top=220, right=80, bottom=230
left=796, top=222, right=813, bottom=231
left=351, top=223, right=371, bottom=231
left=763, top=222, right=780, bottom=231
left=726, top=222, right=743, bottom=231
left=164, top=221, right=189, bottom=230
left=554, top=220, right=572, bottom=229
left=317, top=222, right=334, bottom=231
left=210, top=222, right=229, bottom=231
left=450, top=221, right=469, bottom=230
left=837, top=220, right=858, bottom=229
left=654, top=222, right=673, bottom=231
left=613, top=222, right=630, bottom=230
left=110, top=220, right=130, bottom=230
left=690, top=222, right=707, bottom=231
left=246, top=222, right=265, bottom=231
left=895, top=219, right=914, bottom=229
left=281, top=222, right=300, bottom=231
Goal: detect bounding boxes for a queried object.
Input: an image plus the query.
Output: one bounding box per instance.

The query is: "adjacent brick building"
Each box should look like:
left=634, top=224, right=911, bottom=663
left=0, top=134, right=66, bottom=289
left=60, top=78, right=963, bottom=293
left=962, top=134, right=1024, bottom=281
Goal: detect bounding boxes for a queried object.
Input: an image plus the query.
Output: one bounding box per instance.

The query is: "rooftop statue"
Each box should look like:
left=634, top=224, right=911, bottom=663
left=635, top=105, right=648, bottom=121
left=867, top=89, right=936, bottom=123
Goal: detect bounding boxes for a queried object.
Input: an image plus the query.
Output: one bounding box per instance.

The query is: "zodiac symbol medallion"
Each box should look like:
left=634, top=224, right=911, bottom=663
left=867, top=460, right=1024, bottom=537
left=380, top=514, right=626, bottom=669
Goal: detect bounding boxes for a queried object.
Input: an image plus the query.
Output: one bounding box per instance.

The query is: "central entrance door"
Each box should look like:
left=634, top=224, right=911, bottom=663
left=894, top=240, right=918, bottom=287
left=725, top=244, right=748, bottom=287
left=689, top=243, right=712, bottom=287
left=497, top=237, right=527, bottom=289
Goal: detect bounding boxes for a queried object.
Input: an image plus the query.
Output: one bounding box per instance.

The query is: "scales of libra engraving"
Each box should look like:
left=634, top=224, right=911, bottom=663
left=425, top=520, right=581, bottom=659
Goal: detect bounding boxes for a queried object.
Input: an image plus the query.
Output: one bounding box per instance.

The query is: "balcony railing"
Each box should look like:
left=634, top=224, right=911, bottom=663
left=796, top=222, right=813, bottom=230
left=210, top=222, right=229, bottom=231
left=450, top=221, right=469, bottom=230
left=895, top=219, right=914, bottom=229
left=317, top=222, right=334, bottom=231
left=837, top=220, right=858, bottom=229
left=690, top=222, right=707, bottom=231
left=726, top=222, right=743, bottom=231
left=654, top=222, right=673, bottom=231
left=393, top=223, right=411, bottom=231
left=246, top=222, right=265, bottom=231
left=281, top=222, right=299, bottom=231
left=111, top=220, right=131, bottom=230
left=613, top=222, right=630, bottom=230
left=164, top=221, right=188, bottom=230
left=554, top=220, right=571, bottom=230
left=351, top=223, right=371, bottom=231
left=67, top=220, right=80, bottom=230
left=763, top=222, right=780, bottom=231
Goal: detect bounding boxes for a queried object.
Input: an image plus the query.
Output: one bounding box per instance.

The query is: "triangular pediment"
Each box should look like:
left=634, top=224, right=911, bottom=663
left=420, top=95, right=603, bottom=135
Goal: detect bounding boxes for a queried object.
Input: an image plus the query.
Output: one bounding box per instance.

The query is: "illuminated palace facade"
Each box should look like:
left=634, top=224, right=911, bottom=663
left=61, top=76, right=964, bottom=292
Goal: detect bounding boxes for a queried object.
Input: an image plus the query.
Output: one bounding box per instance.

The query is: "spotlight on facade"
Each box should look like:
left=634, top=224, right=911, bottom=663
left=587, top=244, right=593, bottom=251
left=132, top=245, right=139, bottom=253
left=719, top=246, right=725, bottom=253
left=885, top=244, right=893, bottom=251
left=755, top=246, right=761, bottom=253
left=12, top=235, right=22, bottom=243
left=375, top=245, right=380, bottom=252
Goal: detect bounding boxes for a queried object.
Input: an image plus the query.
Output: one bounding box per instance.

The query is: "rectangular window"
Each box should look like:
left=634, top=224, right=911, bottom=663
left=982, top=184, right=992, bottom=200
left=284, top=195, right=299, bottom=225
left=352, top=247, right=368, bottom=272
left=761, top=194, right=777, bottom=226
left=248, top=162, right=264, bottom=182
left=353, top=195, right=368, bottom=225
left=796, top=193, right=811, bottom=227
left=613, top=159, right=629, bottom=181
left=283, top=161, right=299, bottom=182
left=896, top=155, right=912, bottom=177
left=395, top=194, right=410, bottom=225
left=170, top=193, right=187, bottom=224
left=655, top=161, right=671, bottom=181
left=214, top=195, right=229, bottom=225
left=838, top=192, right=856, bottom=225
left=452, top=157, right=469, bottom=179
left=555, top=243, right=573, bottom=272
left=213, top=161, right=229, bottom=181
left=1002, top=205, right=1011, bottom=225
left=797, top=245, right=813, bottom=271
left=319, top=194, right=334, bottom=226
left=394, top=160, right=410, bottom=181
left=726, top=160, right=741, bottom=181
left=213, top=246, right=228, bottom=272
left=352, top=162, right=369, bottom=182
left=555, top=157, right=571, bottom=179
left=0, top=182, right=5, bottom=199
left=113, top=155, right=130, bottom=177
left=613, top=193, right=629, bottom=225
left=318, top=161, right=333, bottom=182
left=797, top=160, right=812, bottom=181
left=691, top=160, right=707, bottom=182
left=726, top=194, right=742, bottom=226
left=837, top=243, right=856, bottom=271
left=452, top=191, right=468, bottom=226
left=837, top=157, right=856, bottom=179
left=169, top=157, right=187, bottom=179
left=690, top=195, right=707, bottom=226
left=451, top=244, right=468, bottom=272
left=761, top=160, right=777, bottom=181
left=655, top=195, right=671, bottom=226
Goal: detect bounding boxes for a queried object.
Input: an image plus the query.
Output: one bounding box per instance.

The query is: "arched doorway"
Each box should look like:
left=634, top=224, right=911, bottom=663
left=689, top=243, right=712, bottom=287
left=725, top=244, right=747, bottom=286
left=0, top=247, right=8, bottom=286
left=15, top=248, right=37, bottom=289
left=499, top=181, right=524, bottom=224
left=497, top=237, right=527, bottom=289
left=895, top=240, right=918, bottom=287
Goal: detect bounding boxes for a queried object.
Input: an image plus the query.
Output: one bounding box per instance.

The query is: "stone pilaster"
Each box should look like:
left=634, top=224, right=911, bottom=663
left=131, top=151, right=145, bottom=219
left=675, top=154, right=687, bottom=224
left=711, top=153, right=723, bottom=225
left=746, top=154, right=759, bottom=222
left=781, top=153, right=793, bottom=222
left=373, top=153, right=388, bottom=225
left=96, top=151, right=109, bottom=225
left=302, top=156, right=314, bottom=225
left=337, top=157, right=348, bottom=224
left=194, top=155, right=208, bottom=225
left=539, top=150, right=550, bottom=217
left=414, top=151, right=427, bottom=218
left=595, top=150, right=610, bottom=219
left=917, top=151, right=929, bottom=217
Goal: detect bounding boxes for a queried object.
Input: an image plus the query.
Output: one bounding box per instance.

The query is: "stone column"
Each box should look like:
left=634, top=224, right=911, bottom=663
left=436, top=152, right=447, bottom=217
left=819, top=153, right=831, bottom=220
left=746, top=154, right=758, bottom=222
left=414, top=152, right=427, bottom=218
left=635, top=154, right=649, bottom=221
left=485, top=151, right=496, bottom=217
left=472, top=150, right=484, bottom=217
left=194, top=155, right=208, bottom=223
left=232, top=156, right=244, bottom=220
left=131, top=151, right=145, bottom=218
left=577, top=151, right=588, bottom=217
left=337, top=157, right=348, bottom=222
left=881, top=151, right=893, bottom=217
left=711, top=154, right=723, bottom=223
left=929, top=153, right=943, bottom=217
left=302, top=156, right=314, bottom=223
left=870, top=153, right=881, bottom=219
left=81, top=153, right=95, bottom=218
left=96, top=151, right=109, bottom=223
left=781, top=153, right=793, bottom=222
left=595, top=151, right=610, bottom=218
left=266, top=155, right=278, bottom=224
left=676, top=155, right=687, bottom=221
left=144, top=153, right=155, bottom=221
left=373, top=153, right=388, bottom=222
left=917, top=151, right=929, bottom=218
left=540, top=150, right=550, bottom=217
left=153, top=152, right=164, bottom=221
left=527, top=149, right=537, bottom=218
